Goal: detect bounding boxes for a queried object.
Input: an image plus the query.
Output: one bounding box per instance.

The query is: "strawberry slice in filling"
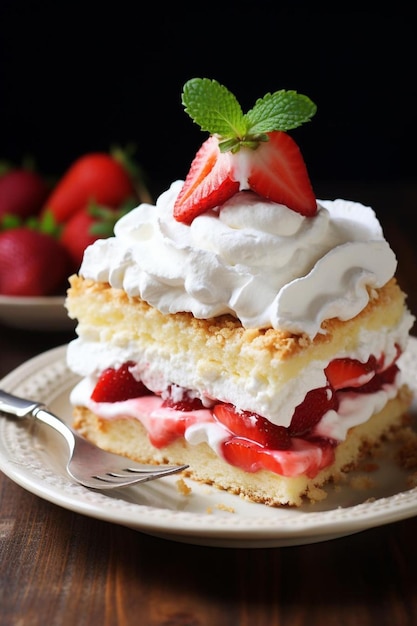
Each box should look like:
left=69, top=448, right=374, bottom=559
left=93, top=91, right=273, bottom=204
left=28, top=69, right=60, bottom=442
left=88, top=350, right=401, bottom=478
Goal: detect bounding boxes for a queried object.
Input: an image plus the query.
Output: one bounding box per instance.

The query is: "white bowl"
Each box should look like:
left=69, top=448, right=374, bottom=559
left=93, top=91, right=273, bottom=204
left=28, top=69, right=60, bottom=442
left=0, top=294, right=76, bottom=332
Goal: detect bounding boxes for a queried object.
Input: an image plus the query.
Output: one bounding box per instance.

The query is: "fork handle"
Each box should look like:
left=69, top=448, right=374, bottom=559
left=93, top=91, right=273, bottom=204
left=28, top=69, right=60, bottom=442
left=0, top=389, right=44, bottom=418
left=0, top=388, right=76, bottom=453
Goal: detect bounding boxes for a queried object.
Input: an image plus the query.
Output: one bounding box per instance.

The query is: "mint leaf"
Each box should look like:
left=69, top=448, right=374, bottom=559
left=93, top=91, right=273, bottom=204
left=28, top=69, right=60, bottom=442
left=182, top=78, right=247, bottom=138
left=181, top=78, right=317, bottom=146
left=245, top=90, right=317, bottom=134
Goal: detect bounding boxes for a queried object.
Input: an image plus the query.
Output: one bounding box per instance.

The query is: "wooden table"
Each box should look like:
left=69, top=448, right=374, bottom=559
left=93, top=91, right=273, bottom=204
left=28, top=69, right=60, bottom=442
left=1, top=181, right=417, bottom=626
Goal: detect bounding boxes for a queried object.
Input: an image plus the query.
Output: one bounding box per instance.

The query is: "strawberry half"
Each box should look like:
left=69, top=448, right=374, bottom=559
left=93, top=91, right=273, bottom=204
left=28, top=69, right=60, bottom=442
left=91, top=362, right=151, bottom=403
left=174, top=78, right=318, bottom=224
left=247, top=131, right=316, bottom=216
left=174, top=132, right=316, bottom=224
left=173, top=136, right=239, bottom=225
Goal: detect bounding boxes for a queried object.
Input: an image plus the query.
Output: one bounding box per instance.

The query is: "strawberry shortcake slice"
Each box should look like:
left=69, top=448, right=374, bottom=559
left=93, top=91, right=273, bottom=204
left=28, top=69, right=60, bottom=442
left=65, top=79, right=415, bottom=506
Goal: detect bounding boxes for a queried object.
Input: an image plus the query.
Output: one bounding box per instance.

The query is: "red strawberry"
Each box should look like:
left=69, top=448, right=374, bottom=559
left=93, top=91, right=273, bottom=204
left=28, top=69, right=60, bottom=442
left=59, top=207, right=97, bottom=271
left=247, top=131, right=316, bottom=215
left=173, top=136, right=239, bottom=224
left=222, top=437, right=334, bottom=477
left=175, top=78, right=317, bottom=224
left=350, top=363, right=399, bottom=394
left=60, top=200, right=136, bottom=271
left=91, top=362, right=151, bottom=403
left=173, top=132, right=316, bottom=224
left=222, top=438, right=279, bottom=473
left=325, top=358, right=376, bottom=391
left=161, top=385, right=205, bottom=411
left=289, top=387, right=338, bottom=437
left=42, top=152, right=137, bottom=224
left=213, top=403, right=291, bottom=449
left=0, top=169, right=50, bottom=220
left=0, top=227, right=71, bottom=296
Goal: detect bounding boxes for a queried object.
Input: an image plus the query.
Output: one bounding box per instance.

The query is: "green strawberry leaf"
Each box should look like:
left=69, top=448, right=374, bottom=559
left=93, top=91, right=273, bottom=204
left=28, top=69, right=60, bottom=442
left=37, top=209, right=62, bottom=236
left=0, top=213, right=21, bottom=230
left=0, top=209, right=62, bottom=237
left=0, top=161, right=13, bottom=177
left=110, top=144, right=153, bottom=204
left=87, top=199, right=137, bottom=237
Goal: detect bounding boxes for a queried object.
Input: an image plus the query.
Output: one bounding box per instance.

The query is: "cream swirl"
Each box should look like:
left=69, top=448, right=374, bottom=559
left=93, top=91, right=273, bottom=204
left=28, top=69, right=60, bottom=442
left=79, top=180, right=397, bottom=339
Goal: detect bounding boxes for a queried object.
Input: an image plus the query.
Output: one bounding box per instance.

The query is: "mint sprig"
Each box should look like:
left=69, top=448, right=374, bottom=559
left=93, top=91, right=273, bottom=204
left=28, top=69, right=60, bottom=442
left=182, top=78, right=317, bottom=153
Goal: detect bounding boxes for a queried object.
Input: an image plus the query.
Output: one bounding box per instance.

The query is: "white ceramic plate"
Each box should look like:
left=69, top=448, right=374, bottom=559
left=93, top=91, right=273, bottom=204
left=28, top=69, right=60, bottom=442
left=1, top=341, right=417, bottom=548
left=0, top=294, right=75, bottom=331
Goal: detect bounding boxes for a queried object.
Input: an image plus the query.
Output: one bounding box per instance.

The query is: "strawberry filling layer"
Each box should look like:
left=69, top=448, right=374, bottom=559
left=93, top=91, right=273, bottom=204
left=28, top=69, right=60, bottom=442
left=86, top=349, right=401, bottom=478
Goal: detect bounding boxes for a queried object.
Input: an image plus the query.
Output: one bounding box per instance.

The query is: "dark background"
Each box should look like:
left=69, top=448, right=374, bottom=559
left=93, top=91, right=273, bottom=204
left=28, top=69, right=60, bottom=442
left=0, top=3, right=415, bottom=201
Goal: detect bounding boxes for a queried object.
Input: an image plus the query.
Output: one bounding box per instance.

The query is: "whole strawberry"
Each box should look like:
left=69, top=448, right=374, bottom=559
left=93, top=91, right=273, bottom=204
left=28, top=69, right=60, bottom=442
left=41, top=150, right=148, bottom=224
left=0, top=168, right=50, bottom=219
left=174, top=78, right=317, bottom=224
left=0, top=227, right=71, bottom=296
left=59, top=199, right=137, bottom=271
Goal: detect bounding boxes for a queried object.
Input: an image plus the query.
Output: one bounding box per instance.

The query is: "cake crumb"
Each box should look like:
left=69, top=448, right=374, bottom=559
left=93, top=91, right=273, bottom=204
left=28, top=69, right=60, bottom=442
left=176, top=478, right=192, bottom=495
left=215, top=503, right=235, bottom=513
left=349, top=475, right=376, bottom=490
left=307, top=486, right=327, bottom=503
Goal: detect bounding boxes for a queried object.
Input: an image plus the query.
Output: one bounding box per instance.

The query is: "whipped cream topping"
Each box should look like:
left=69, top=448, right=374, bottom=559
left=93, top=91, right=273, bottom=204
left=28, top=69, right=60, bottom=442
left=79, top=181, right=397, bottom=339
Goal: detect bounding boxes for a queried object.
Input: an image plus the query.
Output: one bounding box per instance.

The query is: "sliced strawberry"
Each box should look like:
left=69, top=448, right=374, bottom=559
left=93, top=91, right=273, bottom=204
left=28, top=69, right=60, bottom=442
left=247, top=131, right=316, bottom=216
left=161, top=385, right=205, bottom=411
left=213, top=403, right=291, bottom=449
left=379, top=362, right=399, bottom=384
left=289, top=387, right=338, bottom=437
left=222, top=437, right=335, bottom=477
left=173, top=136, right=239, bottom=224
left=325, top=358, right=376, bottom=390
left=91, top=362, right=151, bottom=403
left=222, top=438, right=281, bottom=473
left=148, top=414, right=191, bottom=448
left=351, top=363, right=399, bottom=394
left=376, top=345, right=402, bottom=372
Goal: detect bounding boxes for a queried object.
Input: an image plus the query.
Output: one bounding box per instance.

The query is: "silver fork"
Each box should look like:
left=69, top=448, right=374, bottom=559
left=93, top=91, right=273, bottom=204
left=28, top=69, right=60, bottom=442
left=0, top=389, right=188, bottom=489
